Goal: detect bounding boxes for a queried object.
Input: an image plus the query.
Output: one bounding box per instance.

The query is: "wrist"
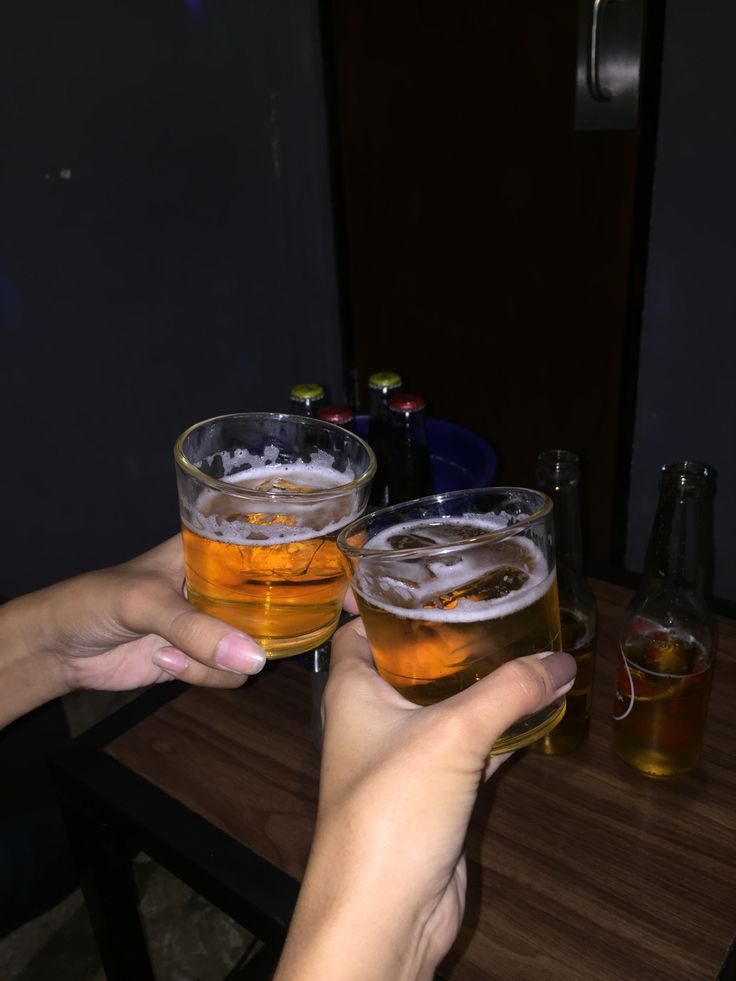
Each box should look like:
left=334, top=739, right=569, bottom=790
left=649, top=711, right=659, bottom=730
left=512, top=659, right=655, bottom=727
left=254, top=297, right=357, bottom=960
left=0, top=592, right=73, bottom=727
left=278, top=904, right=437, bottom=981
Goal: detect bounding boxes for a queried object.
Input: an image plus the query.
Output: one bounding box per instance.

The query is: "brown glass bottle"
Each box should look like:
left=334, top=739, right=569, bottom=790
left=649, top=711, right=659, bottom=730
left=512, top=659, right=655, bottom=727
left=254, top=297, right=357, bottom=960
left=367, top=371, right=402, bottom=507
left=532, top=450, right=597, bottom=754
left=386, top=392, right=434, bottom=504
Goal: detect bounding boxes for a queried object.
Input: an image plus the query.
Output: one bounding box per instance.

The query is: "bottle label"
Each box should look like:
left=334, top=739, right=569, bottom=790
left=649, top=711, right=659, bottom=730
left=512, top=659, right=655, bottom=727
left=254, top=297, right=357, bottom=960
left=613, top=651, right=637, bottom=722
left=613, top=646, right=712, bottom=722
left=612, top=642, right=714, bottom=777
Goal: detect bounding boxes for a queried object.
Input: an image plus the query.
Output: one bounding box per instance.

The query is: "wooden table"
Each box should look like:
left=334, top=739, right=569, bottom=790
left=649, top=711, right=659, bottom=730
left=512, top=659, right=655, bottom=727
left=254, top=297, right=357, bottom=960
left=52, top=580, right=736, bottom=980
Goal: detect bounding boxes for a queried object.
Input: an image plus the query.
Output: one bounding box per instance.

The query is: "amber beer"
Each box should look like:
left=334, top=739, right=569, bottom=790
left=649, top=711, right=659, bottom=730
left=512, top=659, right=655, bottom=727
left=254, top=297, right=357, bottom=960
left=338, top=489, right=564, bottom=755
left=545, top=607, right=596, bottom=753
left=175, top=413, right=375, bottom=658
left=613, top=627, right=714, bottom=777
left=182, top=465, right=358, bottom=656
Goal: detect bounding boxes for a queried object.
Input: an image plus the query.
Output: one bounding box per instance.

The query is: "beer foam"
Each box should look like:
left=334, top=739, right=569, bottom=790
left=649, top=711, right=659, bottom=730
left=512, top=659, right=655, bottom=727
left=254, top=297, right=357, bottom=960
left=205, top=445, right=350, bottom=482
left=354, top=516, right=552, bottom=622
left=355, top=568, right=554, bottom=623
left=183, top=460, right=360, bottom=545
left=219, top=461, right=349, bottom=492
left=365, top=514, right=511, bottom=551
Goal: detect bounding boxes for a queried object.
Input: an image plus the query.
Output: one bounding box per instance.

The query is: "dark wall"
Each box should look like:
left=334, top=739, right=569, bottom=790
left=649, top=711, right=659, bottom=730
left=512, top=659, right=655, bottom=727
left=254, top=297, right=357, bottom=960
left=0, top=0, right=345, bottom=597
left=625, top=0, right=736, bottom=601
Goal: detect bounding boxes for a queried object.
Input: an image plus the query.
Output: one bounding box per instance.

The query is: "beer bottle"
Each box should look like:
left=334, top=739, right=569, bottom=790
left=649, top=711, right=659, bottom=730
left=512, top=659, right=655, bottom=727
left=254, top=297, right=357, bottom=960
left=316, top=404, right=355, bottom=432
left=289, top=383, right=325, bottom=417
left=532, top=450, right=598, bottom=754
left=612, top=461, right=716, bottom=777
left=387, top=392, right=434, bottom=504
left=367, top=371, right=402, bottom=508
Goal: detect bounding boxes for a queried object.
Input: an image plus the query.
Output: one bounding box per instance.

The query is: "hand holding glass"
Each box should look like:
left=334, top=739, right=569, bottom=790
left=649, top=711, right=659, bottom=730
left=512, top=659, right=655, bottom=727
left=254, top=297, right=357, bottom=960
left=175, top=413, right=375, bottom=658
left=337, top=487, right=564, bottom=753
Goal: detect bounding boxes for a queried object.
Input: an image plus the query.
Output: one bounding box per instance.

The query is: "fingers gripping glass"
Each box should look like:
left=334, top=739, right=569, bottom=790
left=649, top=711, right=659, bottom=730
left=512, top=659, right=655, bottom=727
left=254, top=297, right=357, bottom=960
left=337, top=487, right=565, bottom=754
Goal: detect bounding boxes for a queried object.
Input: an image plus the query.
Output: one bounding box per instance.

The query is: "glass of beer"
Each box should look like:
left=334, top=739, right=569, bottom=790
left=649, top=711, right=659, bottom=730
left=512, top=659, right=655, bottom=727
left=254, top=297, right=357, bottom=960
left=337, top=487, right=564, bottom=753
left=175, top=413, right=376, bottom=658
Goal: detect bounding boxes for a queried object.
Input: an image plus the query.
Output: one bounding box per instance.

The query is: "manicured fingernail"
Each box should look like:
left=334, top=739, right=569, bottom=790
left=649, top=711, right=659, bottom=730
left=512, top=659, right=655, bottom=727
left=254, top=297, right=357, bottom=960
left=536, top=651, right=577, bottom=696
left=152, top=647, right=187, bottom=675
left=215, top=633, right=267, bottom=675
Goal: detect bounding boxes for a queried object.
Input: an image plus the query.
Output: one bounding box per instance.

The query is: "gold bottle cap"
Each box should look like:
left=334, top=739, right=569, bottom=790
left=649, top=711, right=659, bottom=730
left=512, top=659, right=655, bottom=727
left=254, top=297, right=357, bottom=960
left=368, top=371, right=402, bottom=390
left=290, top=383, right=325, bottom=402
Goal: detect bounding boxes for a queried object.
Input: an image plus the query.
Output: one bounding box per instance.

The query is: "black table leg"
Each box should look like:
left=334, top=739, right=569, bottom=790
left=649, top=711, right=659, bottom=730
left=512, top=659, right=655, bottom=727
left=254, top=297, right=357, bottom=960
left=59, top=793, right=155, bottom=981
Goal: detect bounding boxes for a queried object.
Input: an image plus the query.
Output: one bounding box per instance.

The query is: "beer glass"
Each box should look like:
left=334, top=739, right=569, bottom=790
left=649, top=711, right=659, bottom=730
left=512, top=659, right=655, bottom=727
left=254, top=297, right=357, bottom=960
left=337, top=487, right=564, bottom=753
left=175, top=413, right=375, bottom=658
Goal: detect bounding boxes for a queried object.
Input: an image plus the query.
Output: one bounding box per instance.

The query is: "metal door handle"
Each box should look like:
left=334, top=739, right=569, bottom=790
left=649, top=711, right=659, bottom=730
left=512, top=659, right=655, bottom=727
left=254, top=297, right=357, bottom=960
left=589, top=0, right=613, bottom=101
left=576, top=0, right=644, bottom=130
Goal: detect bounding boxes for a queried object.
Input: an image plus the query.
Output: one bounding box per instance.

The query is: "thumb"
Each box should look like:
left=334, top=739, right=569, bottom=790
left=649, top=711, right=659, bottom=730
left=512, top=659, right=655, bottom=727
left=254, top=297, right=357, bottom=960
left=444, top=650, right=577, bottom=755
left=126, top=580, right=267, bottom=680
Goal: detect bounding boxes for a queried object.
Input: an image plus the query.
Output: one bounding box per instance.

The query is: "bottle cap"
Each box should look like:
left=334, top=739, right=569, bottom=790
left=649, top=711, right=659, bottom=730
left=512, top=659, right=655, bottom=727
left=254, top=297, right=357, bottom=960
left=290, top=383, right=325, bottom=402
left=389, top=393, right=426, bottom=412
left=317, top=405, right=354, bottom=426
left=368, top=371, right=402, bottom=391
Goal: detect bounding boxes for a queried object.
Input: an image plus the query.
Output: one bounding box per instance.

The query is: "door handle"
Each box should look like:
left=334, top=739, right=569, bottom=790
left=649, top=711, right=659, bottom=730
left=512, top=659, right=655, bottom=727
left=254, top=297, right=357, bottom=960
left=576, top=0, right=645, bottom=130
left=589, top=0, right=614, bottom=101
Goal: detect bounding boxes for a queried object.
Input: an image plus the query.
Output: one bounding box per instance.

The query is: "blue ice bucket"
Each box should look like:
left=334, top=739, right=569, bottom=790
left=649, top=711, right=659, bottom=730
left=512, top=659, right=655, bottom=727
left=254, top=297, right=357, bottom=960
left=354, top=415, right=496, bottom=493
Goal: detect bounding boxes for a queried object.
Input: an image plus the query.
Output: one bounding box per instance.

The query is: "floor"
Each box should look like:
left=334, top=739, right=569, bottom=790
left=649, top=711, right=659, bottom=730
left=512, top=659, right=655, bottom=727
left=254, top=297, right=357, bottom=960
left=0, top=689, right=261, bottom=981
left=0, top=856, right=258, bottom=981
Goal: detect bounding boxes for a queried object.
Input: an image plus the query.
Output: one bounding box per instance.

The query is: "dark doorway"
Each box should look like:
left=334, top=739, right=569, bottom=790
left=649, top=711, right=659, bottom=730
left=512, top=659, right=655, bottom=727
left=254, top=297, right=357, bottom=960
left=324, top=1, right=663, bottom=568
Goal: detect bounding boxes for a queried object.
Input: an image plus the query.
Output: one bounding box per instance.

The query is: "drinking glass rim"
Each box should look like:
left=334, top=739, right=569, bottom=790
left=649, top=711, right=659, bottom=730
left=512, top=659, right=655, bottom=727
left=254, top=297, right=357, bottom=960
left=337, top=486, right=552, bottom=558
left=174, top=411, right=376, bottom=500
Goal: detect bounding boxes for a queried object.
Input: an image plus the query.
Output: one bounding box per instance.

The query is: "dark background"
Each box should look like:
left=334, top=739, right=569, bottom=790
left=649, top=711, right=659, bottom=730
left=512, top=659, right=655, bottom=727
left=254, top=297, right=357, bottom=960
left=623, top=0, right=736, bottom=598
left=0, top=0, right=346, bottom=597
left=1, top=0, right=734, bottom=602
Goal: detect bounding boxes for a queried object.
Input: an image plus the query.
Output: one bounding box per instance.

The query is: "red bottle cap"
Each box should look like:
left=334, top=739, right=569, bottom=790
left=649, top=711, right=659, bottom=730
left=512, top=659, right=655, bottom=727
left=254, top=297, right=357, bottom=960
left=317, top=405, right=355, bottom=426
left=389, top=393, right=426, bottom=412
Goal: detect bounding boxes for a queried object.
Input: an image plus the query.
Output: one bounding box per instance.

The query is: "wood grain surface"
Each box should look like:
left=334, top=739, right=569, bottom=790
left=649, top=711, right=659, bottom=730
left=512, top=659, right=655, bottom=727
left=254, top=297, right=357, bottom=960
left=107, top=580, right=736, bottom=980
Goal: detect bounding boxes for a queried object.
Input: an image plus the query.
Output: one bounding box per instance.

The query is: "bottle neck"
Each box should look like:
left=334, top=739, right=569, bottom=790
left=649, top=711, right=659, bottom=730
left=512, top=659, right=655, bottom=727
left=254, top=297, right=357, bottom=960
left=369, top=388, right=393, bottom=418
left=642, top=462, right=712, bottom=598
left=391, top=407, right=428, bottom=440
left=536, top=451, right=584, bottom=574
left=388, top=405, right=433, bottom=502
left=551, top=483, right=584, bottom=574
left=644, top=498, right=707, bottom=596
left=290, top=396, right=324, bottom=417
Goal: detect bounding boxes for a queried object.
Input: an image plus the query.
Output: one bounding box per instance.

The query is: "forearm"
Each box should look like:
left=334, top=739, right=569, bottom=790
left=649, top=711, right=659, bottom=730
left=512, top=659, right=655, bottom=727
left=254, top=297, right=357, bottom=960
left=275, top=834, right=439, bottom=981
left=0, top=590, right=72, bottom=728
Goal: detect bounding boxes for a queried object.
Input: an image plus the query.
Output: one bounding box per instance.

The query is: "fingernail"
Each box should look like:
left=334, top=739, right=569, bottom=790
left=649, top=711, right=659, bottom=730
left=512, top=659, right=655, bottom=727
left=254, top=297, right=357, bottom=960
left=152, top=647, right=187, bottom=675
left=215, top=633, right=267, bottom=675
left=536, top=651, right=577, bottom=696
